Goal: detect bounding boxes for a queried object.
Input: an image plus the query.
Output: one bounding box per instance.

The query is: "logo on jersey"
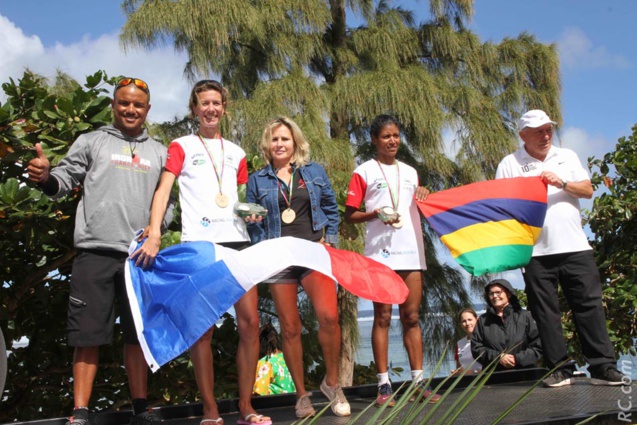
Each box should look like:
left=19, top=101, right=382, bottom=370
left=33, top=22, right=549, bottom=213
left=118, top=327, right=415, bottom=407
left=111, top=153, right=151, bottom=172
left=224, top=154, right=238, bottom=168
left=389, top=249, right=417, bottom=256
left=381, top=249, right=390, bottom=258
left=200, top=217, right=230, bottom=227
left=190, top=152, right=206, bottom=166
left=520, top=163, right=539, bottom=173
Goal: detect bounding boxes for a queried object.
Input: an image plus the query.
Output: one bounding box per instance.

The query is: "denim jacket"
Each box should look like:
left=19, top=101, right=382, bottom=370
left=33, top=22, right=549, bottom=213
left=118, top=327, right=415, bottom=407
left=246, top=162, right=339, bottom=246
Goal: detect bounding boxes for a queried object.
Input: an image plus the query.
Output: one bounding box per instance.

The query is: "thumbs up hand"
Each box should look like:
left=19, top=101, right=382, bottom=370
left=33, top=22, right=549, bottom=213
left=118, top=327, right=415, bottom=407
left=27, top=143, right=51, bottom=183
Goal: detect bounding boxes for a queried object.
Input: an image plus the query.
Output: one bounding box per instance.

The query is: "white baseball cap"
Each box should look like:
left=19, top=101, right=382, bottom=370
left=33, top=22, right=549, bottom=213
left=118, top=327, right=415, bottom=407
left=517, top=109, right=556, bottom=131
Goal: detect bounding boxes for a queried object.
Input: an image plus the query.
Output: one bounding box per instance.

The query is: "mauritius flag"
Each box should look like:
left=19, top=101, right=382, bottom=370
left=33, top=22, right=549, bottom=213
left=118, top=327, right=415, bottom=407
left=417, top=177, right=547, bottom=276
left=125, top=236, right=409, bottom=371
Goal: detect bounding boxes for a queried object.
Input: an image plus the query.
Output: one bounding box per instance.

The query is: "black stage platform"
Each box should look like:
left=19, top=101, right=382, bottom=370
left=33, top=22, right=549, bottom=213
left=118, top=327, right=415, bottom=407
left=10, top=369, right=637, bottom=425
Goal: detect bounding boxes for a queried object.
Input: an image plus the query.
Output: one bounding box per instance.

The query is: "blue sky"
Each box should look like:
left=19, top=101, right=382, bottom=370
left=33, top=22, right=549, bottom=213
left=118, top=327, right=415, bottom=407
left=1, top=0, right=635, bottom=293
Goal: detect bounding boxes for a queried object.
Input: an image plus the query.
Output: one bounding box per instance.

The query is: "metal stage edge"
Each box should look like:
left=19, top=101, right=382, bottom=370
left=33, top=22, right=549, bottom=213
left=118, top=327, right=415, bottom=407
left=8, top=369, right=637, bottom=425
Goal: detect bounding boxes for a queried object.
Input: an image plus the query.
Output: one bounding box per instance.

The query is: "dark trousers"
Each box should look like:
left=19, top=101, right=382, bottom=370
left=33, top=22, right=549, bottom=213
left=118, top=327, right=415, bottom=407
left=523, top=250, right=616, bottom=372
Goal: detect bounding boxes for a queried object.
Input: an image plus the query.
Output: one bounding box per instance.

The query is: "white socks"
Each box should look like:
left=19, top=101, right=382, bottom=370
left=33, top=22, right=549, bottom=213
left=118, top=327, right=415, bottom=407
left=377, top=372, right=390, bottom=386
left=378, top=370, right=424, bottom=386
left=411, top=369, right=424, bottom=383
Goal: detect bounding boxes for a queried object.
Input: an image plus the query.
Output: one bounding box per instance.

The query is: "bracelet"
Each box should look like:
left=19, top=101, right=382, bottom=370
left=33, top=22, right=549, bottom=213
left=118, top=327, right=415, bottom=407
left=561, top=180, right=568, bottom=189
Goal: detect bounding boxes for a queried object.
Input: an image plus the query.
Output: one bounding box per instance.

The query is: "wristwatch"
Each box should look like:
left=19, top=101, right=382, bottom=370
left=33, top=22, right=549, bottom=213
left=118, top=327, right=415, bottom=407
left=561, top=180, right=568, bottom=189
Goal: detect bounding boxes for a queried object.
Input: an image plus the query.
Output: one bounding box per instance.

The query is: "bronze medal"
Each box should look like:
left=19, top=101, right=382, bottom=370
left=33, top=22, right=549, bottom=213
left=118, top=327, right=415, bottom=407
left=281, top=208, right=296, bottom=224
left=215, top=193, right=229, bottom=208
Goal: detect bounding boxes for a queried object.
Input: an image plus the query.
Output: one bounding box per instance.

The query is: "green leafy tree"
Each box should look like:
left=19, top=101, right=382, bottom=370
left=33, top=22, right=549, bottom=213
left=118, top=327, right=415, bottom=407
left=0, top=70, right=114, bottom=419
left=120, top=0, right=561, bottom=385
left=587, top=126, right=637, bottom=358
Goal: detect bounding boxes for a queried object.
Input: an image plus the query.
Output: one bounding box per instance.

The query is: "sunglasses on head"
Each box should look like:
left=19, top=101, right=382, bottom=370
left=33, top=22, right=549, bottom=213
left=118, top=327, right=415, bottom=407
left=115, top=77, right=150, bottom=95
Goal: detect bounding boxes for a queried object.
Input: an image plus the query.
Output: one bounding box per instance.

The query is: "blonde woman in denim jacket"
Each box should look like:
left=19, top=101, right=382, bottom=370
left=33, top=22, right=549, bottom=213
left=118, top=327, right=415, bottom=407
left=246, top=117, right=350, bottom=419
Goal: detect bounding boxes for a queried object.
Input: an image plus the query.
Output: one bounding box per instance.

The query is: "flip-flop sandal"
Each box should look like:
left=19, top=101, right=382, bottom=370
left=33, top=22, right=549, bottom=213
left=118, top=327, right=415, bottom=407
left=236, top=413, right=272, bottom=425
left=201, top=418, right=223, bottom=425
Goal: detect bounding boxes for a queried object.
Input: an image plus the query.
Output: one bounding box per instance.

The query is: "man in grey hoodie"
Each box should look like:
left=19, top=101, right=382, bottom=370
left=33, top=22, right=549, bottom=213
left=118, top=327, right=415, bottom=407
left=27, top=78, right=166, bottom=425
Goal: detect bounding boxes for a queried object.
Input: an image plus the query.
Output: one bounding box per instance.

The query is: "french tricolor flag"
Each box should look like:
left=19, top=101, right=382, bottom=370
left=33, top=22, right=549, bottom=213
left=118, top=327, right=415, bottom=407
left=125, top=236, right=409, bottom=372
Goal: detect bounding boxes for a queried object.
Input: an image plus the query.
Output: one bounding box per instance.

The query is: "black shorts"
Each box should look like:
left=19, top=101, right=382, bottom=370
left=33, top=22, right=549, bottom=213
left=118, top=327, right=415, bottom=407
left=67, top=249, right=138, bottom=347
left=263, top=266, right=312, bottom=284
left=218, top=241, right=250, bottom=251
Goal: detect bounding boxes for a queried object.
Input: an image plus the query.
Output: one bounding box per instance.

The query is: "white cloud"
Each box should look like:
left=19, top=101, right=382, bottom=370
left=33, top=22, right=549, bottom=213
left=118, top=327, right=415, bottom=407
left=557, top=125, right=616, bottom=222
left=0, top=14, right=191, bottom=124
left=558, top=27, right=631, bottom=70
left=558, top=126, right=611, bottom=164
left=0, top=15, right=45, bottom=82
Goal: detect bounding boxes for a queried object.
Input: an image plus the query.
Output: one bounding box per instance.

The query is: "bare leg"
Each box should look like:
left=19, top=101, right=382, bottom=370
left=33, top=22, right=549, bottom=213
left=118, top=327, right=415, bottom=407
left=270, top=283, right=307, bottom=397
left=234, top=287, right=269, bottom=422
left=398, top=271, right=423, bottom=371
left=72, top=346, right=99, bottom=407
left=372, top=303, right=393, bottom=374
left=190, top=328, right=220, bottom=420
left=124, top=343, right=148, bottom=399
left=302, top=271, right=340, bottom=387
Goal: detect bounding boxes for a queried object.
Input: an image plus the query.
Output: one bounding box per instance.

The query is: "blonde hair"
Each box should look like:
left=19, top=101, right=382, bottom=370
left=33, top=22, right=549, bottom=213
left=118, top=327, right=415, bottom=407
left=259, top=116, right=310, bottom=166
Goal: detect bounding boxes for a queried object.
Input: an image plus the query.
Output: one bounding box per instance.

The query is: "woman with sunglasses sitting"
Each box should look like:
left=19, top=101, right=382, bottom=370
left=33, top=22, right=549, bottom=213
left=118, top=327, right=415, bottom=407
left=471, top=279, right=543, bottom=372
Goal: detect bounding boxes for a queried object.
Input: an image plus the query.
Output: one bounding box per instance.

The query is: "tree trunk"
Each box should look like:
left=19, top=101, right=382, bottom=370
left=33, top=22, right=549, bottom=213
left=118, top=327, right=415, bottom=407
left=337, top=287, right=358, bottom=387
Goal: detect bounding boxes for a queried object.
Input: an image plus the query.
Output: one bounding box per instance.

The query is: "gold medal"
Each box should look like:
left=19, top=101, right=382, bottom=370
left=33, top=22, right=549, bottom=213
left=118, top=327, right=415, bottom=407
left=215, top=193, right=229, bottom=208
left=391, top=216, right=403, bottom=229
left=281, top=208, right=296, bottom=224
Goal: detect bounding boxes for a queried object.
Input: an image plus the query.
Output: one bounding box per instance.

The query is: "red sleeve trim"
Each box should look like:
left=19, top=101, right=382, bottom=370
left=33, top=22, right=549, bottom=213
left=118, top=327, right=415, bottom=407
left=237, top=157, right=248, bottom=185
left=165, top=142, right=185, bottom=176
left=345, top=172, right=366, bottom=209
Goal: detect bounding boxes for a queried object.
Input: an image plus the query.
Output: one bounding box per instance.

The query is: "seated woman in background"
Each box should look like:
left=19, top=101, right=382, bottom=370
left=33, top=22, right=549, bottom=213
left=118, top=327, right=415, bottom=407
left=471, top=279, right=543, bottom=371
left=450, top=308, right=482, bottom=376
left=254, top=323, right=296, bottom=396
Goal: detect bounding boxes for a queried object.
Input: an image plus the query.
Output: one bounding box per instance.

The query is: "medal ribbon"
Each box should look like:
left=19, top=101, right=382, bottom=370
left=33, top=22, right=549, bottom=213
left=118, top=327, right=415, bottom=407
left=275, top=166, right=296, bottom=209
left=376, top=159, right=400, bottom=211
left=198, top=132, right=225, bottom=195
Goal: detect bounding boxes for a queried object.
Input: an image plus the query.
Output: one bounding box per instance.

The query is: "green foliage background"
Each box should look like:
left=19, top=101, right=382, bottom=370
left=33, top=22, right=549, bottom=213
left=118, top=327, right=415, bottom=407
left=587, top=126, right=637, bottom=359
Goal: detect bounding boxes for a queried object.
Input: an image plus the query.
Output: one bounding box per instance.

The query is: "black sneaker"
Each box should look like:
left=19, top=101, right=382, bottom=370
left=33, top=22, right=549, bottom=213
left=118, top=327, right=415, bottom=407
left=590, top=367, right=628, bottom=386
left=543, top=368, right=574, bottom=388
left=130, top=410, right=162, bottom=425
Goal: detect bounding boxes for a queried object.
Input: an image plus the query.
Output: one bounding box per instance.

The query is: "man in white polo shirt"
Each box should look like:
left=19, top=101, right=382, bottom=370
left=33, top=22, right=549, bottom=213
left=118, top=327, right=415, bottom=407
left=495, top=109, right=627, bottom=388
